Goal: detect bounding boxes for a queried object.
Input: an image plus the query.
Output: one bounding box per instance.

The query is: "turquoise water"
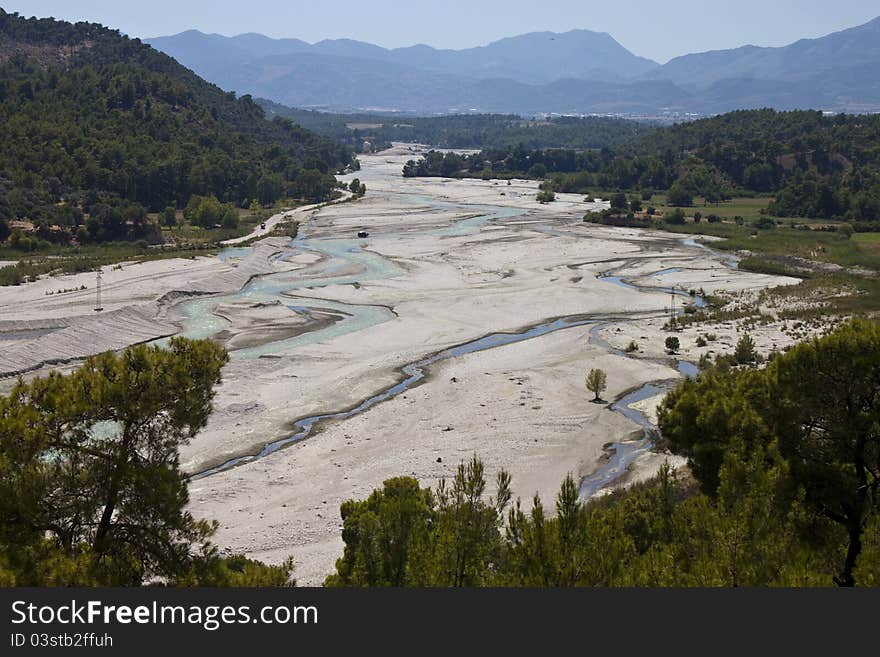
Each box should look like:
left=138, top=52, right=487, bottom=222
left=232, top=298, right=394, bottom=360
left=180, top=192, right=722, bottom=495
left=578, top=382, right=669, bottom=498
left=217, top=247, right=254, bottom=262
left=169, top=240, right=398, bottom=358
left=171, top=197, right=527, bottom=359
left=192, top=314, right=600, bottom=479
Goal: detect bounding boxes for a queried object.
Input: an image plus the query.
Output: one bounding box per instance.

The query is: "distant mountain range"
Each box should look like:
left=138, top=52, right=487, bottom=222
left=147, top=17, right=880, bottom=116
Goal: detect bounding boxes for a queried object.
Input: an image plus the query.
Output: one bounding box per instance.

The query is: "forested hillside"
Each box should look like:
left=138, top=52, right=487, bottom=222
left=404, top=110, right=880, bottom=222
left=0, top=10, right=354, bottom=245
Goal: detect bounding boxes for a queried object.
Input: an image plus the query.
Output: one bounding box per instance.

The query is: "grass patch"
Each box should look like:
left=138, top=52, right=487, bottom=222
left=0, top=242, right=219, bottom=286
left=761, top=274, right=880, bottom=319
left=649, top=195, right=773, bottom=221
left=714, top=228, right=880, bottom=271
left=853, top=233, right=880, bottom=244
left=737, top=257, right=804, bottom=277
left=645, top=197, right=880, bottom=322
left=653, top=202, right=880, bottom=272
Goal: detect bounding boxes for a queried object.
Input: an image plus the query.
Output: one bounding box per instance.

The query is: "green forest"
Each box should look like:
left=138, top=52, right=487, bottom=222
left=258, top=100, right=655, bottom=152
left=403, top=110, right=880, bottom=224
left=0, top=10, right=354, bottom=246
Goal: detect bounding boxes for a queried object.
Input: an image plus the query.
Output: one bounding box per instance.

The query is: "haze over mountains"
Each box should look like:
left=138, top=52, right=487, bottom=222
left=147, top=17, right=880, bottom=116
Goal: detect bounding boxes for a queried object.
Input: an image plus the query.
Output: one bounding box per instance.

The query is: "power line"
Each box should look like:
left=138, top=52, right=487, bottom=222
left=95, top=269, right=104, bottom=312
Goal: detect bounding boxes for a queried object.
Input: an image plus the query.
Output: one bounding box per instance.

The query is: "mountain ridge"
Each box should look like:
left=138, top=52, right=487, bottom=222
left=147, top=28, right=658, bottom=85
left=647, top=15, right=880, bottom=88
left=142, top=15, right=880, bottom=115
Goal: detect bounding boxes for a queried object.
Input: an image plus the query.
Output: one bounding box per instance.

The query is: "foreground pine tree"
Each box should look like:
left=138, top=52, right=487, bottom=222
left=0, top=338, right=293, bottom=586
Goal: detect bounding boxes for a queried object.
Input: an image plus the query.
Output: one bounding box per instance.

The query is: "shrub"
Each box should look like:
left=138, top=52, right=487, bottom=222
left=733, top=333, right=758, bottom=365
left=666, top=182, right=693, bottom=207
left=610, top=192, right=628, bottom=210
left=665, top=208, right=687, bottom=225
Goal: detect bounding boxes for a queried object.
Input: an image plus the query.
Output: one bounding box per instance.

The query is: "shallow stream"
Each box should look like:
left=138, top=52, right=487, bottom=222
left=185, top=195, right=709, bottom=497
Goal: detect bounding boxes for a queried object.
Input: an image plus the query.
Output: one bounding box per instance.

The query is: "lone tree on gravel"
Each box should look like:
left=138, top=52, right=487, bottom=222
left=586, top=368, right=608, bottom=402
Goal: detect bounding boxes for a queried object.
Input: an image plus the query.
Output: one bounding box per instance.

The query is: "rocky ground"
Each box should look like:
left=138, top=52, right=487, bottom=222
left=0, top=144, right=812, bottom=584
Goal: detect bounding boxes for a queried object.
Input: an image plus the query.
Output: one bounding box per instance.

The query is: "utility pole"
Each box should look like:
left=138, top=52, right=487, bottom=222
left=95, top=269, right=103, bottom=312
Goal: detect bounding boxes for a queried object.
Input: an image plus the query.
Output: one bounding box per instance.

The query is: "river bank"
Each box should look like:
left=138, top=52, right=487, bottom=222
left=0, top=144, right=810, bottom=585
left=180, top=145, right=801, bottom=584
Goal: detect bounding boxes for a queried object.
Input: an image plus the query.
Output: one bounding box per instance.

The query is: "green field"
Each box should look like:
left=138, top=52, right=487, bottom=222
left=0, top=242, right=218, bottom=286
left=647, top=197, right=880, bottom=271
left=852, top=232, right=880, bottom=258
left=650, top=194, right=772, bottom=221
left=641, top=197, right=880, bottom=317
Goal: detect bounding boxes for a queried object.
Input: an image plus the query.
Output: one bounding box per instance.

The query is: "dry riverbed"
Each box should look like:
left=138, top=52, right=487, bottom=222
left=0, top=144, right=811, bottom=584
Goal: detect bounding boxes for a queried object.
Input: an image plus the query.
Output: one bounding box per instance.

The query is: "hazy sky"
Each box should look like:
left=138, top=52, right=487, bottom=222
left=5, top=0, right=879, bottom=63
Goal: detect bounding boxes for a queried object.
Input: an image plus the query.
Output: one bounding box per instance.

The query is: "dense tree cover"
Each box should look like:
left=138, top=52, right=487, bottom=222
left=183, top=195, right=239, bottom=230
left=659, top=319, right=880, bottom=586
left=403, top=110, right=880, bottom=222
left=641, top=110, right=880, bottom=219
left=327, top=452, right=878, bottom=587
left=325, top=458, right=511, bottom=587
left=0, top=338, right=293, bottom=586
left=0, top=10, right=353, bottom=244
left=402, top=144, right=732, bottom=203
left=258, top=100, right=655, bottom=152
